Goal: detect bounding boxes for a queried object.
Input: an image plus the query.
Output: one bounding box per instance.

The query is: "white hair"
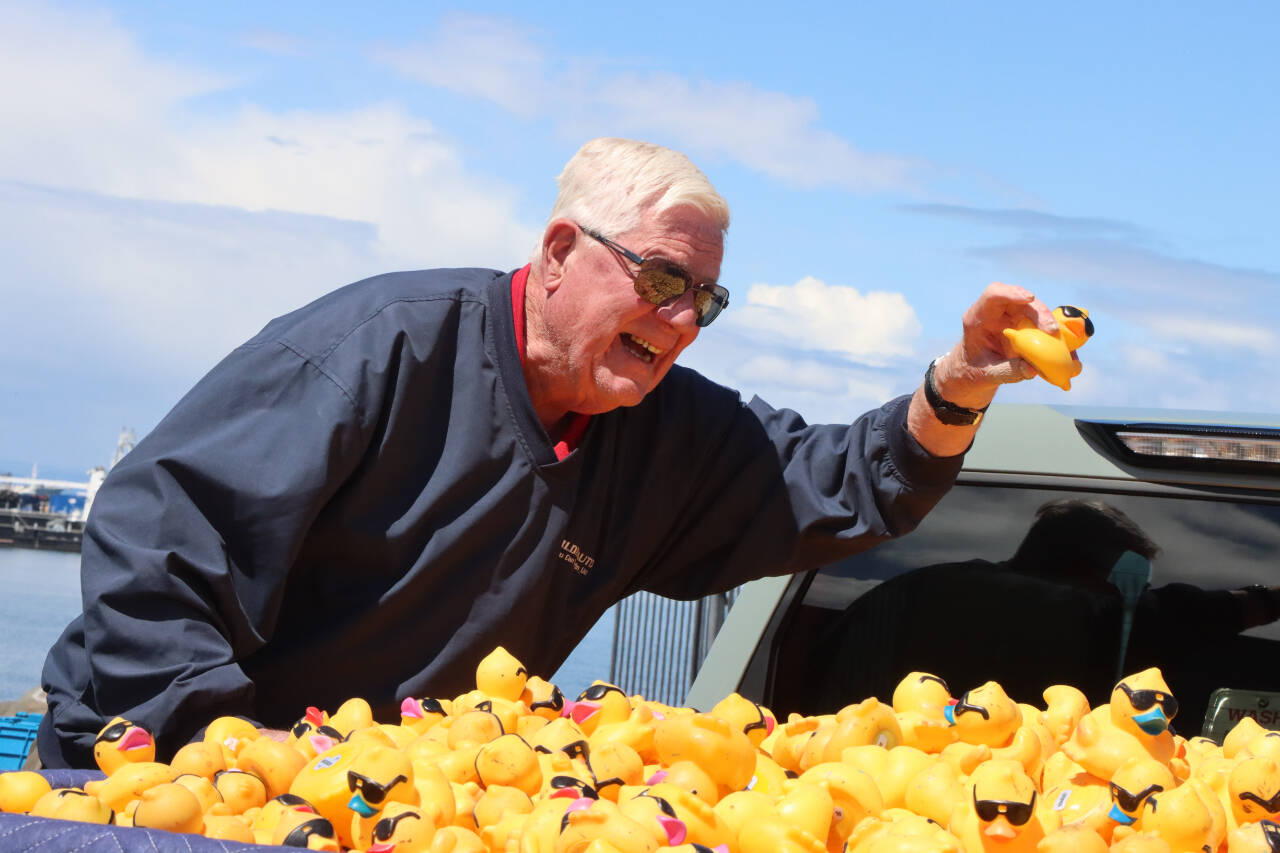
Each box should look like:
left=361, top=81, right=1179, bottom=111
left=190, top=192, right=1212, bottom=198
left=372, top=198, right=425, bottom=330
left=546, top=138, right=730, bottom=240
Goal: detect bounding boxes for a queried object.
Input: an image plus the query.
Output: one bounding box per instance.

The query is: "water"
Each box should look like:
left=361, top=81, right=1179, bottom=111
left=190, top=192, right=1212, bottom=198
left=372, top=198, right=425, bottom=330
left=0, top=548, right=615, bottom=706
left=0, top=549, right=82, bottom=700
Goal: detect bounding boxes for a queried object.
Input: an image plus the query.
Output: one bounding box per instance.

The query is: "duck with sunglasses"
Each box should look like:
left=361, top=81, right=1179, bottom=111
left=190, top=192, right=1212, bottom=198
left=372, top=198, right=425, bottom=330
left=39, top=137, right=1059, bottom=768
left=1063, top=668, right=1183, bottom=782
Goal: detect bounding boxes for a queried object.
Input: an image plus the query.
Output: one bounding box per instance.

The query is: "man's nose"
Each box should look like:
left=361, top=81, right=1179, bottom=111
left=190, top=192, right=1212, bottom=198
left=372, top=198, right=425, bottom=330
left=655, top=289, right=699, bottom=329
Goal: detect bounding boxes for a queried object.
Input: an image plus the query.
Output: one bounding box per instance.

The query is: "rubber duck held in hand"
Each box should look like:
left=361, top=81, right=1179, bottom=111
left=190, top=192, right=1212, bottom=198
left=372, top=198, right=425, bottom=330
left=1002, top=305, right=1093, bottom=390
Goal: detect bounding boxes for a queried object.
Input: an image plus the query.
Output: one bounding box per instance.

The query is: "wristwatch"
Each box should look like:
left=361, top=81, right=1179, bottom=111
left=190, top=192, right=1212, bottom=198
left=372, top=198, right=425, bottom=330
left=924, top=358, right=988, bottom=427
left=1242, top=584, right=1280, bottom=624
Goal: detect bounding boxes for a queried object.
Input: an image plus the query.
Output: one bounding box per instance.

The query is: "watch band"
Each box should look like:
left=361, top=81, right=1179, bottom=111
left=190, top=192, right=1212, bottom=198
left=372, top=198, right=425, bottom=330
left=924, top=358, right=988, bottom=426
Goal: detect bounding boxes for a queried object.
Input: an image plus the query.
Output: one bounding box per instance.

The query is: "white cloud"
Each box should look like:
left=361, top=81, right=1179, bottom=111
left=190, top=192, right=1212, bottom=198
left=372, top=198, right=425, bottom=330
left=165, top=104, right=539, bottom=268
left=595, top=73, right=915, bottom=193
left=0, top=181, right=383, bottom=378
left=736, top=356, right=848, bottom=395
left=1144, top=315, right=1277, bottom=357
left=372, top=14, right=918, bottom=194
left=0, top=0, right=547, bottom=469
left=727, top=276, right=921, bottom=364
left=372, top=15, right=544, bottom=117
left=972, top=239, right=1277, bottom=306
left=0, top=3, right=539, bottom=270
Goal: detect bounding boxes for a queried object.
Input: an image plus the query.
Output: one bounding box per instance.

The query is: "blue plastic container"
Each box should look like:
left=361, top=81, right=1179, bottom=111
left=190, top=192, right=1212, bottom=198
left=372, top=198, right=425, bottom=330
left=0, top=712, right=42, bottom=770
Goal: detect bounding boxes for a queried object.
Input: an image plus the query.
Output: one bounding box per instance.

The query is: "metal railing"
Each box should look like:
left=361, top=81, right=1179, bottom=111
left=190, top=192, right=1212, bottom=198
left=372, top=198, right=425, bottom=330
left=608, top=587, right=740, bottom=707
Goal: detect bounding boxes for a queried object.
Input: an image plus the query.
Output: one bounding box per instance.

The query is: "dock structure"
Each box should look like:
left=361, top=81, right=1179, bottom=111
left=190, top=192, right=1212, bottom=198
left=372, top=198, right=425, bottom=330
left=0, top=428, right=132, bottom=553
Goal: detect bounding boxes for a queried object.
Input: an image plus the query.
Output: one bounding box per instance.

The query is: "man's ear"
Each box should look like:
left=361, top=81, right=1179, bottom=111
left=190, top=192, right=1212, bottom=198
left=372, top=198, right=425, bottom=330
left=541, top=219, right=578, bottom=294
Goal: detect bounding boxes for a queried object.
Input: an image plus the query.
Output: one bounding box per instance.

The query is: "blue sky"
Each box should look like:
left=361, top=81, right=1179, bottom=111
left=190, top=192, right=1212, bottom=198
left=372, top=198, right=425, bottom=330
left=3, top=0, right=1278, bottom=481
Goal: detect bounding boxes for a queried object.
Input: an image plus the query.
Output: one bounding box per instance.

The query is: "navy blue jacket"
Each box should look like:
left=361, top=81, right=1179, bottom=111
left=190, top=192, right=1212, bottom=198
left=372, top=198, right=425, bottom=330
left=40, top=267, right=963, bottom=767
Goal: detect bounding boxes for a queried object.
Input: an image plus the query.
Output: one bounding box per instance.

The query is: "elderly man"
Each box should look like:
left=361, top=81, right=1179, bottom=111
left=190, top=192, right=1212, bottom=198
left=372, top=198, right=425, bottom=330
left=39, top=138, right=1052, bottom=767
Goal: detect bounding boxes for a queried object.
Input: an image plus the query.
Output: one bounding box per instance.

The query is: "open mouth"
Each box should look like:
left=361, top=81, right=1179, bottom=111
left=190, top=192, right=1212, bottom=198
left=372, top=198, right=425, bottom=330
left=621, top=333, right=661, bottom=364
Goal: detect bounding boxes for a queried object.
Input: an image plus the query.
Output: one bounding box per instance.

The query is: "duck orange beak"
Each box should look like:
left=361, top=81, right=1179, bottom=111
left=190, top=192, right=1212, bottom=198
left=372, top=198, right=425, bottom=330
left=1060, top=316, right=1088, bottom=349
left=983, top=816, right=1019, bottom=839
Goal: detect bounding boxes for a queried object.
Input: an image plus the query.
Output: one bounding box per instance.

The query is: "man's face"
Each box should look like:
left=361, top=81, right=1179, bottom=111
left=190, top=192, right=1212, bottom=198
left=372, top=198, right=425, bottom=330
left=541, top=205, right=724, bottom=415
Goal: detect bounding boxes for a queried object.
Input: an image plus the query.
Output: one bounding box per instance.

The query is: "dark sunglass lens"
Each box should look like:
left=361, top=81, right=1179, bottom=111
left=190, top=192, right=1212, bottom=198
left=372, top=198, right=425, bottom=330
left=636, top=260, right=691, bottom=304
left=1120, top=684, right=1157, bottom=711
left=348, top=772, right=390, bottom=804
left=692, top=286, right=729, bottom=327
left=99, top=722, right=128, bottom=742
left=1004, top=802, right=1033, bottom=826
left=1133, top=689, right=1177, bottom=718
left=1112, top=784, right=1150, bottom=813
left=975, top=797, right=1033, bottom=825
left=1131, top=690, right=1158, bottom=711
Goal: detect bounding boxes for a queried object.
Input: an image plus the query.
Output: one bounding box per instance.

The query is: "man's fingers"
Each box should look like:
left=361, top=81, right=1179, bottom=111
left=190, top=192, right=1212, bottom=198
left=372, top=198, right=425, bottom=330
left=983, top=358, right=1039, bottom=385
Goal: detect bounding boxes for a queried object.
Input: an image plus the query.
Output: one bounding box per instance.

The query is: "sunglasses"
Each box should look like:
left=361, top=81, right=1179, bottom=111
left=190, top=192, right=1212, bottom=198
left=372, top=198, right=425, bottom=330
left=97, top=721, right=129, bottom=743
left=1110, top=782, right=1163, bottom=814
left=578, top=682, right=627, bottom=702
left=1117, top=683, right=1179, bottom=719
left=579, top=226, right=729, bottom=327
left=953, top=692, right=991, bottom=720
left=1241, top=790, right=1280, bottom=813
left=282, top=818, right=336, bottom=848
left=374, top=810, right=422, bottom=842
left=1263, top=820, right=1280, bottom=851
left=347, top=771, right=408, bottom=805
left=973, top=790, right=1036, bottom=826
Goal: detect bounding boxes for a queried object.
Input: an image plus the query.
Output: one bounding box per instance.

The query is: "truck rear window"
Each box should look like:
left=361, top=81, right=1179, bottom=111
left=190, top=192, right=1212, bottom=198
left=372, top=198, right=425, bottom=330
left=768, top=483, right=1280, bottom=735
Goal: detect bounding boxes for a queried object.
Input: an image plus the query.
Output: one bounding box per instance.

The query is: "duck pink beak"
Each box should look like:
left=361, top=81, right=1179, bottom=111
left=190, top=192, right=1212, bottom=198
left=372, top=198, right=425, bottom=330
left=120, top=728, right=152, bottom=751
left=657, top=815, right=687, bottom=845
left=569, top=701, right=601, bottom=726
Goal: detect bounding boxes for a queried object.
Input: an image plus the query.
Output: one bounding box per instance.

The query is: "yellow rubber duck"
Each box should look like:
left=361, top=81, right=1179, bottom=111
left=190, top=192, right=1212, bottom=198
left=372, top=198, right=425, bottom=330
left=0, top=770, right=53, bottom=814
left=1002, top=305, right=1093, bottom=390
left=1063, top=668, right=1179, bottom=780
left=652, top=713, right=758, bottom=798
left=131, top=781, right=205, bottom=835
left=892, top=672, right=960, bottom=754
left=474, top=645, right=529, bottom=702
left=92, top=716, right=156, bottom=775
left=1228, top=756, right=1280, bottom=830
left=949, top=759, right=1049, bottom=853
left=1121, top=776, right=1227, bottom=853
left=289, top=740, right=416, bottom=849
left=28, top=787, right=115, bottom=824
left=474, top=732, right=543, bottom=795
left=708, top=692, right=777, bottom=748
left=846, top=809, right=965, bottom=853
left=1226, top=818, right=1280, bottom=853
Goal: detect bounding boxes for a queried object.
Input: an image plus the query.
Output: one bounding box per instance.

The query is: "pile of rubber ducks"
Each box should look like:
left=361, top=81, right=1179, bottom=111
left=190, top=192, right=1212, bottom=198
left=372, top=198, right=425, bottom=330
left=1, top=648, right=1277, bottom=852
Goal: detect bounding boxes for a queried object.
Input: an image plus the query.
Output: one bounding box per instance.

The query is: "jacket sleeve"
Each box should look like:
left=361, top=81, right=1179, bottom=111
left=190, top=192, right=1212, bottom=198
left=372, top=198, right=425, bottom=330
left=42, top=340, right=369, bottom=763
left=637, top=392, right=964, bottom=599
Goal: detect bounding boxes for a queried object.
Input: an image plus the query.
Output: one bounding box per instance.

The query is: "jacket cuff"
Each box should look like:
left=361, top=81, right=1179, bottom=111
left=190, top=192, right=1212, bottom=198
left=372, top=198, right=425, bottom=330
left=883, top=394, right=966, bottom=490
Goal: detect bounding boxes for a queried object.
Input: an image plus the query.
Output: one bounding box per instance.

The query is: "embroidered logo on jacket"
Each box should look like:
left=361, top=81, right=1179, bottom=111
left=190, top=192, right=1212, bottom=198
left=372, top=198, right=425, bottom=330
left=557, top=540, right=595, bottom=576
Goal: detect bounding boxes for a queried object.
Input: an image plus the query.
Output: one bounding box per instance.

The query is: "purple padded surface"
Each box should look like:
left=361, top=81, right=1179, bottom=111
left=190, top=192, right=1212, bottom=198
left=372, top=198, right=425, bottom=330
left=0, top=770, right=289, bottom=852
